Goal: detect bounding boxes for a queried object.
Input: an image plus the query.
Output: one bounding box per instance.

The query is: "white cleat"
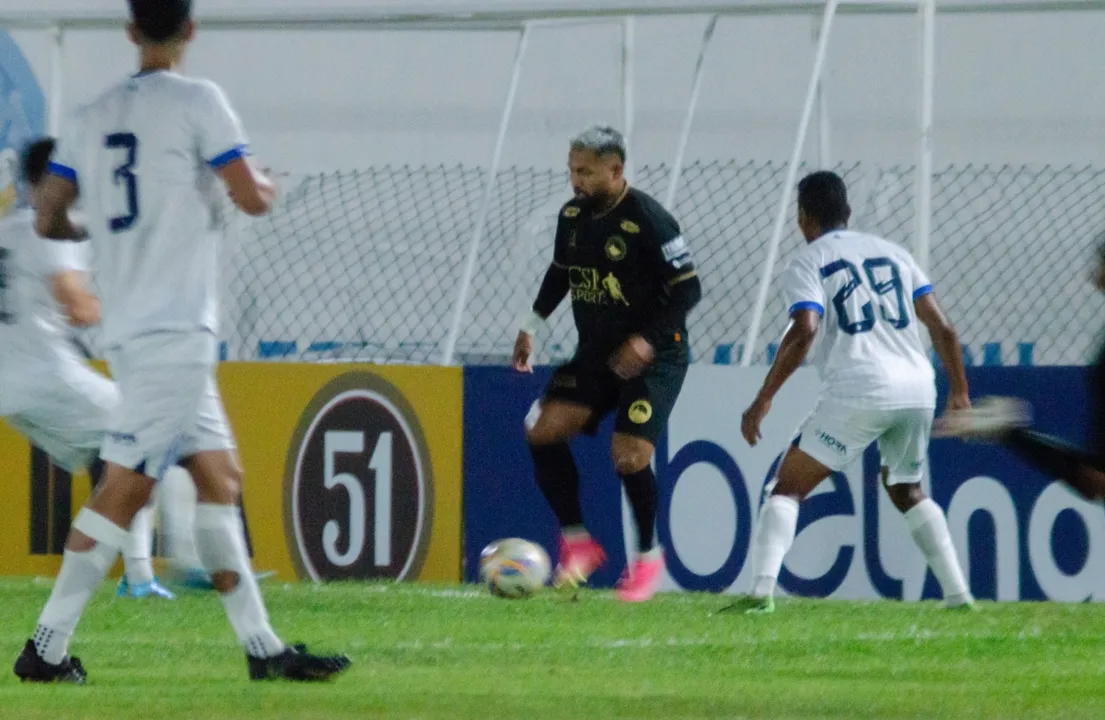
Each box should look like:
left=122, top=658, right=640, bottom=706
left=934, top=396, right=1031, bottom=441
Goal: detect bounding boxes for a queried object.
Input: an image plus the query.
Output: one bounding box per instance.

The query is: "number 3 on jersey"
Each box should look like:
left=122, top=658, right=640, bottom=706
left=820, top=256, right=909, bottom=335
left=105, top=133, right=139, bottom=232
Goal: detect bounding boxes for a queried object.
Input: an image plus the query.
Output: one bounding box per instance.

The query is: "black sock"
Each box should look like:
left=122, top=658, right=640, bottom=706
left=530, top=443, right=584, bottom=529
left=1006, top=429, right=1105, bottom=499
left=620, top=466, right=658, bottom=553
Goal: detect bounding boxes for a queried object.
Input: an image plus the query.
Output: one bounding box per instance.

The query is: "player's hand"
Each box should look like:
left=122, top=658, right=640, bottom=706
left=512, top=331, right=534, bottom=373
left=742, top=395, right=772, bottom=446
left=946, top=392, right=971, bottom=412
left=610, top=335, right=654, bottom=380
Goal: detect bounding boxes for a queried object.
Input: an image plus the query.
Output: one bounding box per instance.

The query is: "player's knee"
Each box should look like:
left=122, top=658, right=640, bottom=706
left=887, top=482, right=925, bottom=512
left=611, top=440, right=652, bottom=475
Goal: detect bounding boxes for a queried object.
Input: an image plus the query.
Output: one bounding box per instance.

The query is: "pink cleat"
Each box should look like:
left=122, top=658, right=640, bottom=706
left=615, top=552, right=664, bottom=603
left=554, top=534, right=607, bottom=589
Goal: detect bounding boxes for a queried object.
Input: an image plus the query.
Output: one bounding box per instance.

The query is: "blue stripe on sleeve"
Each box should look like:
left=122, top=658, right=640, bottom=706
left=207, top=144, right=250, bottom=169
left=789, top=301, right=824, bottom=316
left=47, top=161, right=77, bottom=183
left=913, top=284, right=934, bottom=300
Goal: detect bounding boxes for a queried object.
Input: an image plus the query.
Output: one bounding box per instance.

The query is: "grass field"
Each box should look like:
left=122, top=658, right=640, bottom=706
left=2, top=578, right=1105, bottom=719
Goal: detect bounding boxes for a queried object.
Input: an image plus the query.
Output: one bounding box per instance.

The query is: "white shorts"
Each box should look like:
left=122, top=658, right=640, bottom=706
left=796, top=403, right=934, bottom=485
left=100, top=331, right=235, bottom=481
left=2, top=363, right=118, bottom=473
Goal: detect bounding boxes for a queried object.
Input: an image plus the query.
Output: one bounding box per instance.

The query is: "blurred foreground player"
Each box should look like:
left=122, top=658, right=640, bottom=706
left=15, top=0, right=350, bottom=684
left=512, top=126, right=702, bottom=602
left=936, top=243, right=1105, bottom=501
left=728, top=171, right=973, bottom=613
left=0, top=139, right=172, bottom=600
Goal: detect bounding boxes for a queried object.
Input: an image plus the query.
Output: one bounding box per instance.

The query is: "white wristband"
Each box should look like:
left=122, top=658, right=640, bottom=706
left=519, top=310, right=546, bottom=337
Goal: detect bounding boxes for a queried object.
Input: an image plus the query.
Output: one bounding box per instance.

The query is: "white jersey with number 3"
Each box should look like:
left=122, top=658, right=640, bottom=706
left=49, top=70, right=249, bottom=349
left=781, top=229, right=936, bottom=409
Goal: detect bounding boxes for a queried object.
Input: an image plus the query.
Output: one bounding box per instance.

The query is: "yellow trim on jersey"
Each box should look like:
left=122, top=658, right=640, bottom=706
left=668, top=270, right=697, bottom=285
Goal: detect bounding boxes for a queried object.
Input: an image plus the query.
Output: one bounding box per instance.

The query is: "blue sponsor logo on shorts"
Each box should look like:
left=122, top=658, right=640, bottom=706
left=109, top=432, right=137, bottom=446
left=816, top=429, right=847, bottom=455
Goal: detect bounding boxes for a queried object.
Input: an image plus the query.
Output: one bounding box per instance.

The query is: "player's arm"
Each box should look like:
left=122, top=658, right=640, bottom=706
left=742, top=257, right=823, bottom=446
left=51, top=270, right=99, bottom=327
left=915, top=291, right=970, bottom=410
left=612, top=213, right=702, bottom=379
left=218, top=158, right=274, bottom=217
left=196, top=81, right=273, bottom=217
left=513, top=216, right=572, bottom=373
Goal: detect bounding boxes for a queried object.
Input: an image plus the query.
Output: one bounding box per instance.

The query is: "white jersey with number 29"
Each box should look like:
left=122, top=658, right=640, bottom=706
left=781, top=229, right=936, bottom=410
left=49, top=70, right=249, bottom=349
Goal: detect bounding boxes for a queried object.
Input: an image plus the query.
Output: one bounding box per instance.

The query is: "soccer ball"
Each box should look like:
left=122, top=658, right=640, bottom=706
left=479, top=538, right=551, bottom=599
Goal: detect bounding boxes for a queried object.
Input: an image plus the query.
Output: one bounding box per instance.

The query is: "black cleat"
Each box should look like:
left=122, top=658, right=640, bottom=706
left=247, top=643, right=351, bottom=682
left=14, top=640, right=87, bottom=684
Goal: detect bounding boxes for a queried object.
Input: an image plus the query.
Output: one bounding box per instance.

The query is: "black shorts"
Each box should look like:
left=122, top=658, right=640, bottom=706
left=543, top=352, right=688, bottom=444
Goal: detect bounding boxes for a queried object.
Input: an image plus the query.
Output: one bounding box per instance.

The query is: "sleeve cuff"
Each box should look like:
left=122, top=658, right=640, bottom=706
left=47, top=161, right=77, bottom=183
left=913, top=285, right=934, bottom=300
left=789, top=301, right=824, bottom=316
left=207, top=144, right=251, bottom=169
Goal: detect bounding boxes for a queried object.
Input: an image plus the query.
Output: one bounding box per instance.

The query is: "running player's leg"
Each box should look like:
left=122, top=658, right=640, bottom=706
left=182, top=370, right=348, bottom=680
left=526, top=358, right=612, bottom=587
left=732, top=405, right=878, bottom=613
left=6, top=367, right=171, bottom=601
left=609, top=359, right=687, bottom=602
left=878, top=408, right=972, bottom=608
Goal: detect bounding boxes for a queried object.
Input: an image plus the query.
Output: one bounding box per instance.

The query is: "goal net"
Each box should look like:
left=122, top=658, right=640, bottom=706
left=9, top=2, right=1105, bottom=367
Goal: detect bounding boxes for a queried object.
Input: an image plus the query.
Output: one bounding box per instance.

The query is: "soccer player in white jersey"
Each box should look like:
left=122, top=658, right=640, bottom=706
left=0, top=138, right=172, bottom=601
left=728, top=171, right=974, bottom=614
left=14, top=0, right=350, bottom=684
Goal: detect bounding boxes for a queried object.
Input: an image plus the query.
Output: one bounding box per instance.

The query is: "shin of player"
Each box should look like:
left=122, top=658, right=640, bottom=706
left=513, top=126, right=700, bottom=603
left=16, top=0, right=348, bottom=684
left=733, top=171, right=971, bottom=613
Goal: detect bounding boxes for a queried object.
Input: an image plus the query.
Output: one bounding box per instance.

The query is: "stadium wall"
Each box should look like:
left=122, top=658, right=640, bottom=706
left=464, top=365, right=1105, bottom=602
left=0, top=364, right=463, bottom=583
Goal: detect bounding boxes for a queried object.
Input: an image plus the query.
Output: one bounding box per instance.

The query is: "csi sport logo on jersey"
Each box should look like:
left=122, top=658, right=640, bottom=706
left=284, top=372, right=435, bottom=582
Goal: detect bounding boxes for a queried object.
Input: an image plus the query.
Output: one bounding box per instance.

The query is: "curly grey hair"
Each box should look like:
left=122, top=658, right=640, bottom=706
left=570, top=125, right=626, bottom=162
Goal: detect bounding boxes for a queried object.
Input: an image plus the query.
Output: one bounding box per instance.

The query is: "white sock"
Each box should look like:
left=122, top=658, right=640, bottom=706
left=906, top=498, right=972, bottom=606
left=749, top=495, right=800, bottom=598
left=35, top=510, right=128, bottom=664
left=160, top=468, right=203, bottom=571
left=124, top=505, right=156, bottom=586
left=194, top=503, right=284, bottom=658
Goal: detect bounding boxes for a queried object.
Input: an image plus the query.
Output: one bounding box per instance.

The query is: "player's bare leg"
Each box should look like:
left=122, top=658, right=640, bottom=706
left=16, top=462, right=153, bottom=683
left=525, top=400, right=605, bottom=588
left=184, top=449, right=350, bottom=681
left=611, top=433, right=664, bottom=602
left=723, top=448, right=831, bottom=614
left=881, top=470, right=973, bottom=608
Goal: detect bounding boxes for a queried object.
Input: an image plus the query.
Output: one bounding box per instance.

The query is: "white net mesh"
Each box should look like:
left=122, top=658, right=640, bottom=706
left=215, top=159, right=1105, bottom=366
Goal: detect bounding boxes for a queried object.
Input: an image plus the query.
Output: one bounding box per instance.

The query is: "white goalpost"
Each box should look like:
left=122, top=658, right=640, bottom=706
left=4, top=0, right=1105, bottom=367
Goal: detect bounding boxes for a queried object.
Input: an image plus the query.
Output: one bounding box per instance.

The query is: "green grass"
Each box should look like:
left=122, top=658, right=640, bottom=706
left=1, top=578, right=1104, bottom=719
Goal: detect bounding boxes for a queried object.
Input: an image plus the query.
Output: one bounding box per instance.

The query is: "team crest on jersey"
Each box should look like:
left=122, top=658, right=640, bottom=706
left=620, top=219, right=640, bottom=234
left=605, top=236, right=627, bottom=262
left=563, top=206, right=580, bottom=218
left=628, top=400, right=652, bottom=424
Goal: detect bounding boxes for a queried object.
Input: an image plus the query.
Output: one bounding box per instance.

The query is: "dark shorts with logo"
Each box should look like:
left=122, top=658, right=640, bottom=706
left=543, top=349, right=688, bottom=444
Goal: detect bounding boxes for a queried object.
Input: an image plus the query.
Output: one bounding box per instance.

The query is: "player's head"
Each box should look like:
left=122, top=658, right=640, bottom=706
left=21, top=137, right=55, bottom=207
left=127, top=0, right=195, bottom=51
left=568, top=126, right=626, bottom=208
left=797, top=170, right=851, bottom=242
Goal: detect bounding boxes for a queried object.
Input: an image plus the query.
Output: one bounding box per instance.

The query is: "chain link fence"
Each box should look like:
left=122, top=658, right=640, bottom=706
left=212, top=159, right=1105, bottom=366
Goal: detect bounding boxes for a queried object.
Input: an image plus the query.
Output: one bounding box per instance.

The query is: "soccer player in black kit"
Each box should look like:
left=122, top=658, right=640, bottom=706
left=512, top=126, right=701, bottom=602
left=937, top=242, right=1105, bottom=502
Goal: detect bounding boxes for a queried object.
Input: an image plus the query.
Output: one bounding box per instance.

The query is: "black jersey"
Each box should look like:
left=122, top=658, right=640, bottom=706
left=550, top=187, right=697, bottom=358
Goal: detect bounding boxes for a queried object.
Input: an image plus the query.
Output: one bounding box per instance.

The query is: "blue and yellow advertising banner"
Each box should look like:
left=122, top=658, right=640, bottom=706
left=0, top=363, right=463, bottom=583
